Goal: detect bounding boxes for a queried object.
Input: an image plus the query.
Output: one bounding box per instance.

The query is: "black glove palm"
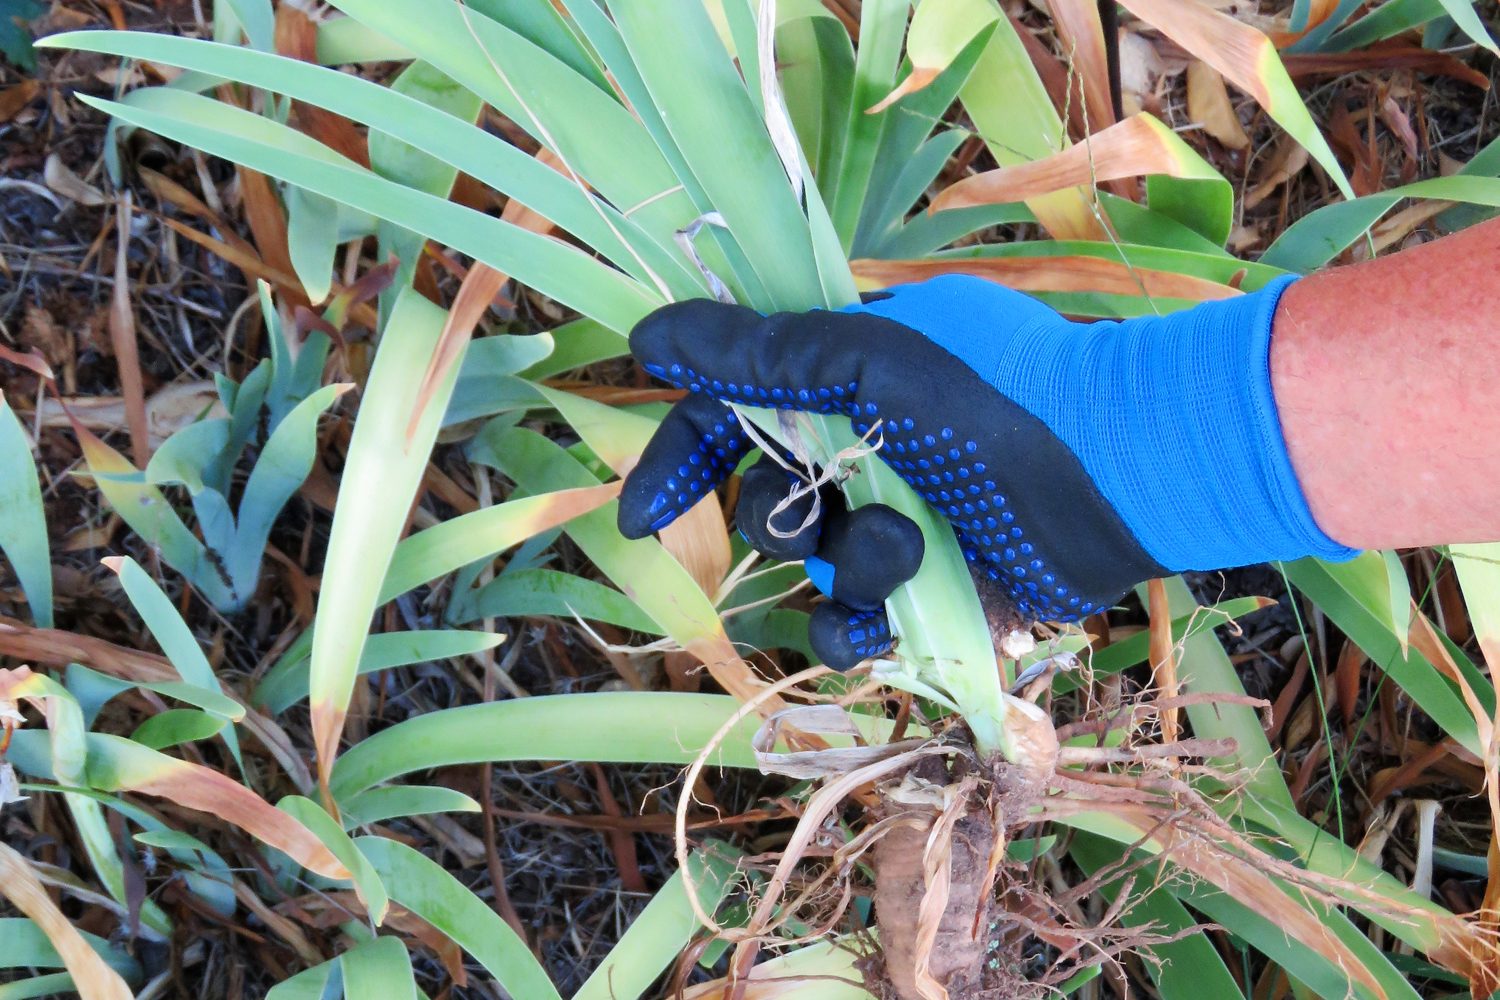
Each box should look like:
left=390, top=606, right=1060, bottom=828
left=616, top=297, right=1163, bottom=669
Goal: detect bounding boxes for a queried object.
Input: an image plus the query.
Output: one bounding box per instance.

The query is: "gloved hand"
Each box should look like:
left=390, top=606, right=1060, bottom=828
left=617, top=274, right=1356, bottom=669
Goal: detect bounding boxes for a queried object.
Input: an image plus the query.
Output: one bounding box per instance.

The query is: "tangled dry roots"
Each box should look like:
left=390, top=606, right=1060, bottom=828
left=684, top=675, right=1486, bottom=1000
left=858, top=724, right=1485, bottom=1000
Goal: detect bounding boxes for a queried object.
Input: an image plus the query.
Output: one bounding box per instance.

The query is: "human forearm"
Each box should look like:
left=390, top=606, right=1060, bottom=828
left=1271, top=217, right=1500, bottom=549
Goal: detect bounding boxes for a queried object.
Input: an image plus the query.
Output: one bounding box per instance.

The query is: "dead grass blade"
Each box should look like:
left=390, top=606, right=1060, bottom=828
left=0, top=618, right=177, bottom=683
left=1146, top=579, right=1179, bottom=744
left=753, top=704, right=925, bottom=778
left=45, top=154, right=108, bottom=206
left=1056, top=801, right=1391, bottom=998
left=110, top=193, right=149, bottom=467
left=39, top=380, right=225, bottom=449
left=662, top=499, right=733, bottom=597
left=865, top=0, right=999, bottom=116
left=146, top=199, right=378, bottom=331
left=139, top=166, right=263, bottom=264
left=732, top=746, right=956, bottom=956
left=930, top=115, right=1198, bottom=212
left=1115, top=0, right=1351, bottom=199
left=0, top=841, right=133, bottom=1000
left=674, top=665, right=839, bottom=936
left=1445, top=550, right=1500, bottom=988
left=1334, top=639, right=1366, bottom=729
left=0, top=345, right=55, bottom=380
left=157, top=210, right=292, bottom=290
left=1400, top=609, right=1500, bottom=984
left=0, top=667, right=345, bottom=892
left=404, top=263, right=507, bottom=446
left=233, top=882, right=324, bottom=965
left=1244, top=132, right=1311, bottom=209
left=851, top=255, right=1240, bottom=302
left=1282, top=49, right=1492, bottom=90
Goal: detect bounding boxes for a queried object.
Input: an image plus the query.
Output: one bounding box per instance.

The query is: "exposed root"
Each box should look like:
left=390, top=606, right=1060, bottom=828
left=873, top=774, right=991, bottom=999
left=680, top=687, right=1494, bottom=1000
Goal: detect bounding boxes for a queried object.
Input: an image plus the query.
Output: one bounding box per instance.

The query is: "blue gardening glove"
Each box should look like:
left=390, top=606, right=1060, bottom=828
left=618, top=274, right=1356, bottom=669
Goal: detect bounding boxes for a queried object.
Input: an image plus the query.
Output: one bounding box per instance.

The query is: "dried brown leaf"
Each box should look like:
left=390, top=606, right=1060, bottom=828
left=852, top=255, right=1240, bottom=303
left=867, top=67, right=940, bottom=115
left=1116, top=30, right=1167, bottom=116
left=0, top=616, right=315, bottom=793
left=405, top=148, right=568, bottom=445
left=109, top=194, right=150, bottom=466
left=236, top=166, right=305, bottom=308
left=1283, top=49, right=1491, bottom=90
left=0, top=340, right=55, bottom=380
left=0, top=79, right=38, bottom=123
left=44, top=154, right=106, bottom=206
left=660, top=499, right=732, bottom=598
left=1382, top=97, right=1420, bottom=162
left=1334, top=639, right=1366, bottom=728
left=39, top=380, right=225, bottom=448
left=753, top=704, right=923, bottom=778
left=138, top=167, right=260, bottom=260
left=117, top=753, right=350, bottom=880
left=1116, top=0, right=1275, bottom=107
left=1327, top=98, right=1383, bottom=197
left=1187, top=61, right=1250, bottom=151
left=0, top=842, right=132, bottom=999
left=1243, top=134, right=1309, bottom=209
left=930, top=115, right=1194, bottom=212
left=275, top=4, right=371, bottom=166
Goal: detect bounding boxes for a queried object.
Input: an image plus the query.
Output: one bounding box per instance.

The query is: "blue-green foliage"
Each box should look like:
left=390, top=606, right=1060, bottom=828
left=0, top=0, right=44, bottom=69
left=138, top=282, right=337, bottom=611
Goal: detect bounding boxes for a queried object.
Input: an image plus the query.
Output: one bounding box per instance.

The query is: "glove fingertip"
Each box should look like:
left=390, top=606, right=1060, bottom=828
left=809, top=602, right=893, bottom=671
left=619, top=394, right=751, bottom=541
left=616, top=487, right=679, bottom=539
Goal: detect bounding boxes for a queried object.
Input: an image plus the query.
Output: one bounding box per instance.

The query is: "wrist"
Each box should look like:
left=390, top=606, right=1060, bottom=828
left=990, top=275, right=1358, bottom=571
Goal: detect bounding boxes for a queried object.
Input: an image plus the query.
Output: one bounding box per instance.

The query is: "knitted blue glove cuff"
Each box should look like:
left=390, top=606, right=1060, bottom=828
left=857, top=274, right=1358, bottom=572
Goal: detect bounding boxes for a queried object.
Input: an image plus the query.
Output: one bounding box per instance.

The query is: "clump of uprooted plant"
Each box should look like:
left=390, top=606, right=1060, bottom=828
left=671, top=651, right=1491, bottom=1000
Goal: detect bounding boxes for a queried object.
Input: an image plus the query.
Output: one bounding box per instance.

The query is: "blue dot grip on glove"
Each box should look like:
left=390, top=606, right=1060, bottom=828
left=625, top=397, right=748, bottom=534
left=853, top=273, right=1358, bottom=573
left=809, top=604, right=894, bottom=664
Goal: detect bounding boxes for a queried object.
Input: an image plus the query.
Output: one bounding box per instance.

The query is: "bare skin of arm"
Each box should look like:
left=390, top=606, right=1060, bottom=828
left=1271, top=216, right=1500, bottom=549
